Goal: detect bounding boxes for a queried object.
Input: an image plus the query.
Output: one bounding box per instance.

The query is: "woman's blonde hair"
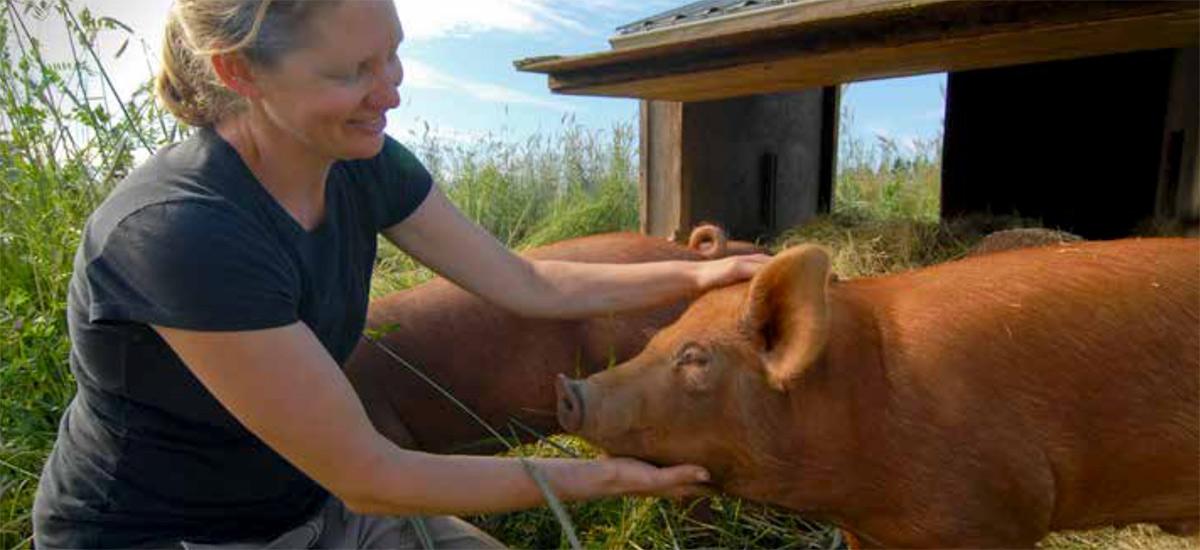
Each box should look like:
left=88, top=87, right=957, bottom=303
left=155, top=0, right=337, bottom=127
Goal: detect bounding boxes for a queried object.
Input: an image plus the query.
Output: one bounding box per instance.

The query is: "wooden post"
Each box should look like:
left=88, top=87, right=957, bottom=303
left=639, top=100, right=686, bottom=239
left=1156, top=47, right=1199, bottom=233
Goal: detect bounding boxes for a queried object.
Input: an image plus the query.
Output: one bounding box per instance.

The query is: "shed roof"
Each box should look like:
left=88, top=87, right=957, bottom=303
left=615, top=0, right=792, bottom=37
left=516, top=0, right=1198, bottom=102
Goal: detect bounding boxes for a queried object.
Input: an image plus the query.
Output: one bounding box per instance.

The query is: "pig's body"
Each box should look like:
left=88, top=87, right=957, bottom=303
left=562, top=238, right=1199, bottom=547
left=345, top=227, right=761, bottom=454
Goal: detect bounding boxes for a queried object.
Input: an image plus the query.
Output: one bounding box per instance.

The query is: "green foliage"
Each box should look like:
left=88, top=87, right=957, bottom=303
left=834, top=100, right=942, bottom=222
left=370, top=121, right=640, bottom=298
left=1, top=1, right=185, bottom=546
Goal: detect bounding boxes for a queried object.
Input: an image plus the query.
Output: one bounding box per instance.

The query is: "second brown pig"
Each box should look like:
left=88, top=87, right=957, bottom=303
left=345, top=225, right=762, bottom=454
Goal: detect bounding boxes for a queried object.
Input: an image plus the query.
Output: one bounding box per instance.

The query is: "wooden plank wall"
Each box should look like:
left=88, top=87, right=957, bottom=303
left=640, top=89, right=835, bottom=240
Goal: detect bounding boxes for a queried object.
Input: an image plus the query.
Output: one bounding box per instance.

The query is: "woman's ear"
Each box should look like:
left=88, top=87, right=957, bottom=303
left=210, top=52, right=262, bottom=99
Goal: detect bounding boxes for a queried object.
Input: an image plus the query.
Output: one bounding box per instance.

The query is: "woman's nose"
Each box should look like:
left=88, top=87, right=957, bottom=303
left=371, top=84, right=400, bottom=111
left=367, top=60, right=402, bottom=110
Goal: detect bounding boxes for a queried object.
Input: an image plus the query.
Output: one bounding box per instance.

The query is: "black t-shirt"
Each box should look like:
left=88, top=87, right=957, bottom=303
left=32, top=127, right=433, bottom=548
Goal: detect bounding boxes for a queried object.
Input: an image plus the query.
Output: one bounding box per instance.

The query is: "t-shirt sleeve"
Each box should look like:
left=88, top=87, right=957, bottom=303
left=357, top=135, right=434, bottom=230
left=85, top=201, right=300, bottom=331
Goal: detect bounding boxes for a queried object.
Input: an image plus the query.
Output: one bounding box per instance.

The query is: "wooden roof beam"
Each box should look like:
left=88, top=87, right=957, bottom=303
left=516, top=1, right=1199, bottom=102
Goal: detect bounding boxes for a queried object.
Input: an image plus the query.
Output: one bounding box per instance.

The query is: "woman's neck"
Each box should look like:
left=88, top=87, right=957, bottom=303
left=216, top=113, right=331, bottom=231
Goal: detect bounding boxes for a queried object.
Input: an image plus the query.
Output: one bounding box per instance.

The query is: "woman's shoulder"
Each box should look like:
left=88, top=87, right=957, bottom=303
left=336, top=134, right=434, bottom=230
left=86, top=129, right=266, bottom=250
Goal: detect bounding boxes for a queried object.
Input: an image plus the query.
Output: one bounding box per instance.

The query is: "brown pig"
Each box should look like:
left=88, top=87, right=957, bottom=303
left=557, top=238, right=1199, bottom=548
left=344, top=225, right=763, bottom=454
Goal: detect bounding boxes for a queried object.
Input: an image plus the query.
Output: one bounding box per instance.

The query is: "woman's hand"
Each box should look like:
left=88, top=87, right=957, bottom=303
left=694, top=254, right=773, bottom=292
left=594, top=457, right=714, bottom=500
left=384, top=184, right=775, bottom=318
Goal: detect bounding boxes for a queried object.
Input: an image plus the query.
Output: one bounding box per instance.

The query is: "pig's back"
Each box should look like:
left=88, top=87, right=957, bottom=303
left=859, top=238, right=1199, bottom=531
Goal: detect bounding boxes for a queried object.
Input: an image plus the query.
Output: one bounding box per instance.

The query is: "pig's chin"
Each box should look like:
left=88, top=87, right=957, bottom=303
left=588, top=430, right=716, bottom=474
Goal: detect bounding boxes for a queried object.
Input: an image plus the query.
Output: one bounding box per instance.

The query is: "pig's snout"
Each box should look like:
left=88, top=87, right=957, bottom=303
left=556, top=374, right=586, bottom=433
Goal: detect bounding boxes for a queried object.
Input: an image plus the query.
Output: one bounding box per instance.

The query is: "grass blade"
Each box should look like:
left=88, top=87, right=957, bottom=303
left=508, top=426, right=581, bottom=550
left=0, top=458, right=37, bottom=481
left=506, top=417, right=579, bottom=458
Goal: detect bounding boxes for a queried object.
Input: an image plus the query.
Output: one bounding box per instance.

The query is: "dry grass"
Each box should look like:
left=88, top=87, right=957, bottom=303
left=772, top=211, right=1068, bottom=277
left=1041, top=524, right=1198, bottom=550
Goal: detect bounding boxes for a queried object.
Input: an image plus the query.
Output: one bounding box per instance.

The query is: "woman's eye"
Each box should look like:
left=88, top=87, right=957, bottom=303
left=330, top=71, right=359, bottom=83
left=330, top=64, right=368, bottom=83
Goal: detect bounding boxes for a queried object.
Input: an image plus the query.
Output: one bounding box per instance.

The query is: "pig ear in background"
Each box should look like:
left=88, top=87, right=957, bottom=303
left=687, top=223, right=729, bottom=259
left=739, top=245, right=833, bottom=391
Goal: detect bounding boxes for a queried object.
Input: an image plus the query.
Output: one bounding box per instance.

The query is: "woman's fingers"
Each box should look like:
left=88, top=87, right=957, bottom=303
left=654, top=463, right=710, bottom=485
left=605, top=458, right=714, bottom=498
left=699, top=253, right=772, bottom=290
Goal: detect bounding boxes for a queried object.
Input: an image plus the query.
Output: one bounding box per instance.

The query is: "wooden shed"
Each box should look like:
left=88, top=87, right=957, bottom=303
left=516, top=0, right=1199, bottom=240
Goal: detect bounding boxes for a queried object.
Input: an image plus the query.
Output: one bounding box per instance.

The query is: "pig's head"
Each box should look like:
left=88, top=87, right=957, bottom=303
left=557, top=245, right=834, bottom=485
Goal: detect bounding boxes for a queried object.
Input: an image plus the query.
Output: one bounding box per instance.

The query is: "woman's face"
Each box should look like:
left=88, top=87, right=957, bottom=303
left=250, top=0, right=403, bottom=161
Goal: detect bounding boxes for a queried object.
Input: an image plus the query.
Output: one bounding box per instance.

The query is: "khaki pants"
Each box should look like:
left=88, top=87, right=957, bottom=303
left=181, top=496, right=505, bottom=549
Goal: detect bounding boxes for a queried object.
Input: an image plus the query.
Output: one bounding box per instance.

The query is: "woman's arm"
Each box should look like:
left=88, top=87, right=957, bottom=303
left=153, top=322, right=708, bottom=516
left=382, top=185, right=770, bottom=319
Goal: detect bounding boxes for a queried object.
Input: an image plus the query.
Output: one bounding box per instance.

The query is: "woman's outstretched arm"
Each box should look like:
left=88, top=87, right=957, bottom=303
left=154, top=322, right=709, bottom=516
left=382, top=185, right=770, bottom=319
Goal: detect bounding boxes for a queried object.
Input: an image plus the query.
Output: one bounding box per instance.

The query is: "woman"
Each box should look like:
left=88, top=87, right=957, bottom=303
left=32, top=0, right=770, bottom=547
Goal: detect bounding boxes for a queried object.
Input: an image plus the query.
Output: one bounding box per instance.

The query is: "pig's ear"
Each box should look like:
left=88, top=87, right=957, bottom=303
left=739, top=245, right=832, bottom=391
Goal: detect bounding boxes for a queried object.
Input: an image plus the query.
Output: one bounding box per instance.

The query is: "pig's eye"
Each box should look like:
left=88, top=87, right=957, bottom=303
left=674, top=343, right=709, bottom=367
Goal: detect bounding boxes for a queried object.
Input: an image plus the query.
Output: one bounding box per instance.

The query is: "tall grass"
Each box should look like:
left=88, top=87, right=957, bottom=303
left=371, top=122, right=640, bottom=297
left=1, top=2, right=182, bottom=545
left=833, top=104, right=942, bottom=223
left=0, top=2, right=1192, bottom=549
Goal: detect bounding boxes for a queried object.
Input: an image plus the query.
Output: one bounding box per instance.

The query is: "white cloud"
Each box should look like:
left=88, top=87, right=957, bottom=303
left=396, top=1, right=591, bottom=40
left=394, top=0, right=679, bottom=41
left=403, top=58, right=573, bottom=112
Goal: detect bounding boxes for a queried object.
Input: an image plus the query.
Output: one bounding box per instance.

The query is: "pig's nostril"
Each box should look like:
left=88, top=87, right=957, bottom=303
left=556, top=374, right=585, bottom=433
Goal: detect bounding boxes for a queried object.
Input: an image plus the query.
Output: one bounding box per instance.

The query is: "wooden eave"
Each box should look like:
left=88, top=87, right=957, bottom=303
left=514, top=0, right=1199, bottom=102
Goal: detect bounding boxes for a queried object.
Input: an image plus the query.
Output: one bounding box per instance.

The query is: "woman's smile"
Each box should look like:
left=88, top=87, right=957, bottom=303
left=348, top=115, right=387, bottom=135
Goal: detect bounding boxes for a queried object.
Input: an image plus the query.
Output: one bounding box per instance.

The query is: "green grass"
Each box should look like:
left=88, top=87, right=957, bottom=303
left=1, top=2, right=173, bottom=545
left=370, top=123, right=641, bottom=298
left=1, top=2, right=1195, bottom=549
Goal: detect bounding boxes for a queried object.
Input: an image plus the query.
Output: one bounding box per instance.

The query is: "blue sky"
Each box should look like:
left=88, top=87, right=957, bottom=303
left=30, top=0, right=946, bottom=154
